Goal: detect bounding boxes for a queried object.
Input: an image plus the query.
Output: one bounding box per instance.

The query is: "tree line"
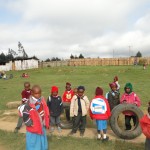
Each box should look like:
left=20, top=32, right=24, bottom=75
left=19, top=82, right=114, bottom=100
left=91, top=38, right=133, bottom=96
left=43, top=51, right=143, bottom=62
left=0, top=52, right=14, bottom=64
left=44, top=54, right=85, bottom=62
left=0, top=42, right=33, bottom=64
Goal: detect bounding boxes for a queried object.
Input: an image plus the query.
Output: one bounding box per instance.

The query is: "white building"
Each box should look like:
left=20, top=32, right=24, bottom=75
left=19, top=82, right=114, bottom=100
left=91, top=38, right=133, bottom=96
left=0, top=57, right=39, bottom=71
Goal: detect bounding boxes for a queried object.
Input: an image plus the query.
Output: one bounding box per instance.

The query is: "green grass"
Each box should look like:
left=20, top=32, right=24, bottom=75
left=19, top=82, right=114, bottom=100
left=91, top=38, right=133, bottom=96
left=0, top=66, right=148, bottom=149
left=0, top=130, right=144, bottom=150
left=0, top=65, right=149, bottom=110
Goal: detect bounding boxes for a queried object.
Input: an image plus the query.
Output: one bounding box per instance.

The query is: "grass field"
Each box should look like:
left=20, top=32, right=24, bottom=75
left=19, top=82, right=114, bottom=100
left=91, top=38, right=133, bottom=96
left=0, top=130, right=144, bottom=150
left=0, top=65, right=149, bottom=110
left=0, top=65, right=149, bottom=150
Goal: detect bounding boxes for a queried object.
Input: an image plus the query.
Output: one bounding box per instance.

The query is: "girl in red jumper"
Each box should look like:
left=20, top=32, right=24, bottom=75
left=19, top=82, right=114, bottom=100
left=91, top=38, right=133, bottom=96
left=90, top=87, right=111, bottom=141
left=23, top=85, right=49, bottom=150
left=120, top=83, right=141, bottom=130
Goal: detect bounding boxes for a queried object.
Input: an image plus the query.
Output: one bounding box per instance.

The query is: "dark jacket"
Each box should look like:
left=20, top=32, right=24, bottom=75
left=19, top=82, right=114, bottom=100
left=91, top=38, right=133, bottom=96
left=47, top=95, right=63, bottom=117
left=106, top=91, right=120, bottom=111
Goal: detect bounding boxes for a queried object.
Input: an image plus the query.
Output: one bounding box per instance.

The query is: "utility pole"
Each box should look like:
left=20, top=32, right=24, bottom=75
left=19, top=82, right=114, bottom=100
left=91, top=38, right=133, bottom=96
left=113, top=49, right=114, bottom=58
left=128, top=46, right=131, bottom=57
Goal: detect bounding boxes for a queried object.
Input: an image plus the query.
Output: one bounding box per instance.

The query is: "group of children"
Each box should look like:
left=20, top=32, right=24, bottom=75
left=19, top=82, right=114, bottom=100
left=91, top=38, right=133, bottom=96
left=0, top=71, right=13, bottom=79
left=15, top=76, right=150, bottom=150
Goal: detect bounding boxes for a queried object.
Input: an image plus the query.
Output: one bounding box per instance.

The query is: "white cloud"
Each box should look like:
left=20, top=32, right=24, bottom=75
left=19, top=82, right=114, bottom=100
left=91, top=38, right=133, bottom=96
left=0, top=0, right=150, bottom=60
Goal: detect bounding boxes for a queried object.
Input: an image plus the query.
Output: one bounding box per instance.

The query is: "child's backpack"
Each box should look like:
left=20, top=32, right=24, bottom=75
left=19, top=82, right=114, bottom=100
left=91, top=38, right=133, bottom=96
left=18, top=103, right=26, bottom=117
left=90, top=98, right=107, bottom=114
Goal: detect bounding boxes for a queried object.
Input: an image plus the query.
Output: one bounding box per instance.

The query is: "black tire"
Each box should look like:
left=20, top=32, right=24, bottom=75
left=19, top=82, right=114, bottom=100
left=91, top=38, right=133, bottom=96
left=60, top=121, right=73, bottom=129
left=60, top=102, right=73, bottom=129
left=110, top=103, right=144, bottom=139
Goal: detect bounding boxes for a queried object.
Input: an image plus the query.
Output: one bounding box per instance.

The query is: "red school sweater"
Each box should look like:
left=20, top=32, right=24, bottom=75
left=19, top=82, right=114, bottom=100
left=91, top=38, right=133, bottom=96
left=62, top=90, right=74, bottom=103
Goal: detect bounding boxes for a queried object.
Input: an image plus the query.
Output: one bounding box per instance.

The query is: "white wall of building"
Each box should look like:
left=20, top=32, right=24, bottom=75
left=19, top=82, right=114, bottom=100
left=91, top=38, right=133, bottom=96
left=0, top=59, right=38, bottom=71
left=0, top=61, right=12, bottom=71
left=15, top=59, right=39, bottom=70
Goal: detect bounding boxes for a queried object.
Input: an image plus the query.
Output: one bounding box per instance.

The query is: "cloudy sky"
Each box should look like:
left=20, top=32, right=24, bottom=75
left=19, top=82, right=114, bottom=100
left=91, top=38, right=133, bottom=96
left=0, top=0, right=150, bottom=60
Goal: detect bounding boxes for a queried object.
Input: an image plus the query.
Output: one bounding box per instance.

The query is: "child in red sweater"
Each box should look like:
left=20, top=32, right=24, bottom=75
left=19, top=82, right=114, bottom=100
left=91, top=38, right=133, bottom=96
left=90, top=87, right=111, bottom=141
left=62, top=82, right=74, bottom=121
left=14, top=82, right=31, bottom=132
left=140, top=102, right=150, bottom=150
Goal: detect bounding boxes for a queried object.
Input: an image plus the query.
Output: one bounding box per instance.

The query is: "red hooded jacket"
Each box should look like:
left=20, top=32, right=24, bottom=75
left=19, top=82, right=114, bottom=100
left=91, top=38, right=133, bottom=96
left=140, top=114, right=150, bottom=139
left=23, top=97, right=50, bottom=134
left=90, top=95, right=111, bottom=120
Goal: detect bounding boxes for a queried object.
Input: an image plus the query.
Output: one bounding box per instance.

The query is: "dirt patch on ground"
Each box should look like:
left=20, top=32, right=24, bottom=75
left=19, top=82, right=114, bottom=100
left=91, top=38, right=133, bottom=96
left=0, top=109, right=146, bottom=144
left=0, top=143, right=6, bottom=150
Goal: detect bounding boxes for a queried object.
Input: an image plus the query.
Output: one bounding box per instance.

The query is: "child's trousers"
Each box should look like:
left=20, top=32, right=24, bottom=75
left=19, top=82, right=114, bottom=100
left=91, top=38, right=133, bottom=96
left=50, top=116, right=60, bottom=126
left=72, top=112, right=86, bottom=133
left=125, top=115, right=136, bottom=130
left=16, top=116, right=23, bottom=128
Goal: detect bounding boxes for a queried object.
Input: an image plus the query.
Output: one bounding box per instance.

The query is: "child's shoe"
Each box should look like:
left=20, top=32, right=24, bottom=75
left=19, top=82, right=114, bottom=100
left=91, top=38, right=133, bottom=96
left=68, top=130, right=76, bottom=136
left=80, top=132, right=84, bottom=137
left=57, top=126, right=62, bottom=133
left=102, top=136, right=109, bottom=142
left=50, top=127, right=55, bottom=133
left=14, top=127, right=20, bottom=133
left=97, top=134, right=101, bottom=140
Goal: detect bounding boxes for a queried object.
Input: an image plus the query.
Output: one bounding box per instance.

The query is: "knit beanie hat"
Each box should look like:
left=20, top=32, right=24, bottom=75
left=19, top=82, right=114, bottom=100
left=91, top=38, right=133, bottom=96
left=95, top=87, right=103, bottom=96
left=124, top=83, right=133, bottom=93
left=77, top=86, right=85, bottom=91
left=66, top=82, right=71, bottom=86
left=51, top=86, right=58, bottom=93
left=109, top=82, right=117, bottom=88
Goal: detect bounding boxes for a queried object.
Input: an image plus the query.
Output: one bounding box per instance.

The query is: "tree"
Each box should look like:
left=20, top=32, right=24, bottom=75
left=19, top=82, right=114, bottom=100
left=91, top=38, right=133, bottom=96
left=70, top=54, right=74, bottom=59
left=55, top=57, right=61, bottom=61
left=6, top=53, right=14, bottom=61
left=8, top=48, right=18, bottom=57
left=45, top=58, right=51, bottom=62
left=79, top=53, right=84, bottom=59
left=51, top=57, right=61, bottom=61
left=74, top=55, right=78, bottom=59
left=0, top=53, right=6, bottom=63
left=136, top=51, right=142, bottom=57
left=18, top=41, right=28, bottom=58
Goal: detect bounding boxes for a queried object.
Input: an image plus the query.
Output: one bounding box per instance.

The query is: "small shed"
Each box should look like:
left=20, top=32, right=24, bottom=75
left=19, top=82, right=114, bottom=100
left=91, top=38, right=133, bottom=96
left=0, top=57, right=39, bottom=71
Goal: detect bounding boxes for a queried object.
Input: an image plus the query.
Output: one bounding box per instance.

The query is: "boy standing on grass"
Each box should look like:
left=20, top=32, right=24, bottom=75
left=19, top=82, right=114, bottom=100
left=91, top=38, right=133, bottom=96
left=14, top=82, right=31, bottom=132
left=90, top=87, right=111, bottom=141
left=140, top=102, right=150, bottom=150
left=120, top=83, right=141, bottom=130
left=105, top=82, right=120, bottom=111
left=62, top=82, right=74, bottom=121
left=47, top=86, right=63, bottom=133
left=69, top=86, right=90, bottom=136
left=23, top=85, right=49, bottom=150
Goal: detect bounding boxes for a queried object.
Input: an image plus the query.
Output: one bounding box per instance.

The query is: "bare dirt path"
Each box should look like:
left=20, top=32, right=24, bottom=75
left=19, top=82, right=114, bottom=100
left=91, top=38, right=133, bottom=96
left=0, top=109, right=145, bottom=144
left=0, top=144, right=6, bottom=150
